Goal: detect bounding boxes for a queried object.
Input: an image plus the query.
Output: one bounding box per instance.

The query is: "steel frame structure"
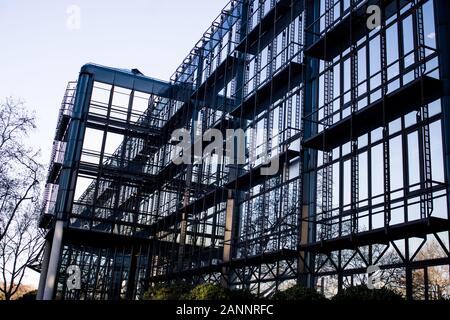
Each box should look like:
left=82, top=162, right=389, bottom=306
left=37, top=0, right=450, bottom=300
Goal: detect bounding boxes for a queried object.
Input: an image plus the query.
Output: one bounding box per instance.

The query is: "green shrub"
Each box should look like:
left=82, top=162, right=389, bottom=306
left=332, top=285, right=403, bottom=301
left=143, top=282, right=258, bottom=300
left=227, top=288, right=256, bottom=300
left=143, top=283, right=193, bottom=300
left=17, top=290, right=38, bottom=301
left=272, top=285, right=326, bottom=301
left=183, top=283, right=230, bottom=300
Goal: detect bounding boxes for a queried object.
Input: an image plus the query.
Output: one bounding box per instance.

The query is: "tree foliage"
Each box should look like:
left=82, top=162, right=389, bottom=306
left=17, top=289, right=37, bottom=301
left=332, top=285, right=403, bottom=301
left=143, top=283, right=193, bottom=300
left=143, top=282, right=256, bottom=300
left=183, top=283, right=230, bottom=300
left=390, top=241, right=450, bottom=300
left=272, top=285, right=326, bottom=301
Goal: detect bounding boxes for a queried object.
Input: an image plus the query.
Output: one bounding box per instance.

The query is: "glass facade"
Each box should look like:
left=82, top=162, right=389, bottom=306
left=38, top=0, right=450, bottom=300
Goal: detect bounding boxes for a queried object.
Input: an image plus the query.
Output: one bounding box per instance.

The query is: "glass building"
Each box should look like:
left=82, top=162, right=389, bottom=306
left=37, top=0, right=450, bottom=300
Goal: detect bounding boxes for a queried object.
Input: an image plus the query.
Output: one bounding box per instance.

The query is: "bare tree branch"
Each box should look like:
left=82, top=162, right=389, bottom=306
left=0, top=97, right=44, bottom=300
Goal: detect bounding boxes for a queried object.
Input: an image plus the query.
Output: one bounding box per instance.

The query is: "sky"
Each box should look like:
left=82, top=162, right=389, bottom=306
left=0, top=0, right=227, bottom=164
left=0, top=0, right=228, bottom=287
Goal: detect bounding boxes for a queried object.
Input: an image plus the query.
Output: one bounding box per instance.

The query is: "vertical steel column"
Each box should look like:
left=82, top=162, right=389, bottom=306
left=36, top=239, right=52, bottom=300
left=381, top=4, right=391, bottom=228
left=299, top=0, right=319, bottom=288
left=350, top=0, right=359, bottom=234
left=219, top=0, right=249, bottom=289
left=221, top=191, right=235, bottom=286
left=177, top=164, right=191, bottom=270
left=414, top=1, right=433, bottom=220
left=55, top=72, right=93, bottom=223
left=43, top=221, right=64, bottom=300
left=125, top=247, right=138, bottom=300
left=321, top=0, right=334, bottom=241
left=42, top=71, right=93, bottom=299
left=177, top=47, right=205, bottom=272
left=434, top=0, right=450, bottom=217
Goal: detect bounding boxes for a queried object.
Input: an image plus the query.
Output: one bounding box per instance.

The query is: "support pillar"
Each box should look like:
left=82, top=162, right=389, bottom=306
left=177, top=162, right=193, bottom=271
left=125, top=247, right=138, bottom=300
left=43, top=220, right=64, bottom=300
left=221, top=192, right=236, bottom=287
left=435, top=0, right=450, bottom=219
left=36, top=239, right=52, bottom=300
left=298, top=0, right=320, bottom=289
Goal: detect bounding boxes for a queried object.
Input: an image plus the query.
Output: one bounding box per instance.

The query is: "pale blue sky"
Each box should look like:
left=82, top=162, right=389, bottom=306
left=0, top=0, right=226, bottom=165
left=0, top=0, right=227, bottom=286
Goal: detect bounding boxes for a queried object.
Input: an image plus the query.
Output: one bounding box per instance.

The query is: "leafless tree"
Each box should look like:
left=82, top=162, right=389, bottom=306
left=0, top=97, right=44, bottom=300
left=390, top=241, right=450, bottom=300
